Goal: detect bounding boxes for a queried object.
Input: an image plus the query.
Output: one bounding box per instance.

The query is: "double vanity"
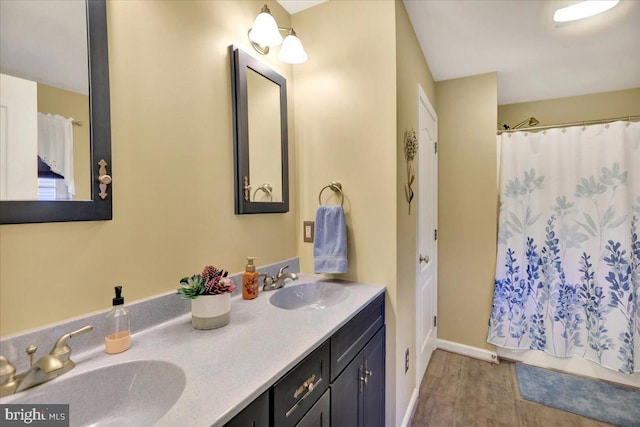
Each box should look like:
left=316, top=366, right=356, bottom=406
left=1, top=269, right=385, bottom=426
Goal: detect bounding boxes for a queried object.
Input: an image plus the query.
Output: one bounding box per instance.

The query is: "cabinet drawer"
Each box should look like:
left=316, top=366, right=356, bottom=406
left=330, top=293, right=384, bottom=381
left=296, top=389, right=330, bottom=427
left=224, top=389, right=269, bottom=427
left=273, top=340, right=330, bottom=427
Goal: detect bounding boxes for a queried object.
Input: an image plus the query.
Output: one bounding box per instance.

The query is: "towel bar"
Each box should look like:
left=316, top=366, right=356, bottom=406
left=318, top=181, right=344, bottom=206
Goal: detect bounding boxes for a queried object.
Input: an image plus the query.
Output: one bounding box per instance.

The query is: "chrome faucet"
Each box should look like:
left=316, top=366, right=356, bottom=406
left=261, top=265, right=298, bottom=291
left=0, top=325, right=93, bottom=396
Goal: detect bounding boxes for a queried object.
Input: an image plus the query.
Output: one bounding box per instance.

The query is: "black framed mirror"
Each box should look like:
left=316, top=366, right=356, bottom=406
left=230, top=46, right=289, bottom=214
left=0, top=0, right=112, bottom=224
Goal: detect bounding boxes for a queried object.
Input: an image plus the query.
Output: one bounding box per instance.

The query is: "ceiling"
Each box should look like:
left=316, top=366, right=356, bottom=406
left=0, top=0, right=88, bottom=95
left=3, top=1, right=637, bottom=105
left=280, top=0, right=640, bottom=105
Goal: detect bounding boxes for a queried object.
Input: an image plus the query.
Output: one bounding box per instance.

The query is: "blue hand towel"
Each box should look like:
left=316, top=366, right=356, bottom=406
left=314, top=205, right=348, bottom=274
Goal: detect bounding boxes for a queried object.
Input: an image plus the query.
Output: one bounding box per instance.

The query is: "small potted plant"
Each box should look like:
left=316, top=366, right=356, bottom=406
left=177, top=265, right=236, bottom=329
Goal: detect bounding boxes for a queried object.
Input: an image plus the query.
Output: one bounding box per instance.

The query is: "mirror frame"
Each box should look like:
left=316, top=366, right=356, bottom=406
left=0, top=0, right=112, bottom=224
left=230, top=45, right=289, bottom=214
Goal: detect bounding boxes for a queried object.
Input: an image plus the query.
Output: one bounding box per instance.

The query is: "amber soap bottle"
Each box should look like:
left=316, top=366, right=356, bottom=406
left=242, top=257, right=259, bottom=300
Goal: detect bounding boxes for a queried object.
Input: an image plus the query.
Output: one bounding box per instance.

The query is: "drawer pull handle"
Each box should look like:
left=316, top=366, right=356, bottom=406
left=286, top=375, right=321, bottom=418
left=293, top=374, right=316, bottom=399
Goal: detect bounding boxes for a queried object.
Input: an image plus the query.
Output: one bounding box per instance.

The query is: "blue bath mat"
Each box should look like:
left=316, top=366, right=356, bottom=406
left=516, top=363, right=640, bottom=426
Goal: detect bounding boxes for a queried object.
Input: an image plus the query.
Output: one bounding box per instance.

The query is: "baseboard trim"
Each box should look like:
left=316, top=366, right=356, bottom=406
left=400, top=387, right=419, bottom=427
left=437, top=339, right=499, bottom=364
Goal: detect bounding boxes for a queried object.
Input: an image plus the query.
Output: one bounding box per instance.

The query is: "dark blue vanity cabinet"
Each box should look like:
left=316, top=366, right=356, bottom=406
left=225, top=390, right=270, bottom=427
left=273, top=341, right=330, bottom=426
left=330, top=327, right=385, bottom=427
left=224, top=293, right=385, bottom=427
left=330, top=295, right=385, bottom=427
left=296, top=389, right=330, bottom=427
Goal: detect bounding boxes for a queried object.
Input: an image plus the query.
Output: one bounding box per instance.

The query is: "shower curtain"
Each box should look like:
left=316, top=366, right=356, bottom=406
left=487, top=121, right=640, bottom=374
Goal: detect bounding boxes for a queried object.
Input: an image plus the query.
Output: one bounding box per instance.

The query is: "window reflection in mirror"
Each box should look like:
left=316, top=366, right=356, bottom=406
left=247, top=69, right=282, bottom=203
left=0, top=0, right=90, bottom=201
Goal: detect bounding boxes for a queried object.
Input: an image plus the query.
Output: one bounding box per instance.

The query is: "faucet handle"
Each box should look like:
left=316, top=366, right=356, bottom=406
left=26, top=345, right=37, bottom=367
left=276, top=265, right=290, bottom=277
left=50, top=325, right=93, bottom=361
left=260, top=273, right=275, bottom=290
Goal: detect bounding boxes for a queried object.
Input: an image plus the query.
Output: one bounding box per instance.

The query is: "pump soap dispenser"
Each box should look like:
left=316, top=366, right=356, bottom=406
left=242, top=257, right=259, bottom=300
left=105, top=285, right=131, bottom=354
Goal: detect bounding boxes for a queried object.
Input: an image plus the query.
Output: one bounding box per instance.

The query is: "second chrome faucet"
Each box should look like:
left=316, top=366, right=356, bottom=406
left=260, top=265, right=298, bottom=291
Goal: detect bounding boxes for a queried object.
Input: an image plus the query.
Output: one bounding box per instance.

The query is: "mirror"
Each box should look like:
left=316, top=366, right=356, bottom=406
left=230, top=46, right=289, bottom=214
left=0, top=0, right=112, bottom=224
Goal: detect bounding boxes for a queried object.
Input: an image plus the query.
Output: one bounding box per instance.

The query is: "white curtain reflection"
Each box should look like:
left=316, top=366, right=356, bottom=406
left=37, top=112, right=75, bottom=197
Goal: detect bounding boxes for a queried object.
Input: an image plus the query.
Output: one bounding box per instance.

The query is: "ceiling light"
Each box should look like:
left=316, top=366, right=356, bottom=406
left=553, top=0, right=620, bottom=23
left=248, top=4, right=308, bottom=64
left=278, top=29, right=308, bottom=64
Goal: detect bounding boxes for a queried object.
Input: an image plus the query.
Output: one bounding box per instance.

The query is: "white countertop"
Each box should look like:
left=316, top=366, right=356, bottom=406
left=6, top=275, right=385, bottom=426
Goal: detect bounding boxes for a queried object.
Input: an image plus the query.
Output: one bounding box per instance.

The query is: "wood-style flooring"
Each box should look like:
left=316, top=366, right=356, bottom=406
left=409, top=349, right=612, bottom=427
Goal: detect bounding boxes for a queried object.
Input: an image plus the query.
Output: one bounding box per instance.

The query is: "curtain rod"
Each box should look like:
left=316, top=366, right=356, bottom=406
left=497, top=114, right=640, bottom=135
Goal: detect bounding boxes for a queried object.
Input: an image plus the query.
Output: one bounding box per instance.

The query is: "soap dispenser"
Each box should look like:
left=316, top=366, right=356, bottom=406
left=105, top=285, right=131, bottom=354
left=242, top=257, right=259, bottom=300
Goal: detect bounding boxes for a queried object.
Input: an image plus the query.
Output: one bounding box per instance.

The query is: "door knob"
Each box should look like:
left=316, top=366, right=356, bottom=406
left=419, top=254, right=430, bottom=264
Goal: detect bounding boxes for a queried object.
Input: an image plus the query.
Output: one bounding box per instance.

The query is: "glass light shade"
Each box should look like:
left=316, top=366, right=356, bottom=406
left=249, top=11, right=283, bottom=47
left=278, top=33, right=308, bottom=64
left=553, top=0, right=620, bottom=22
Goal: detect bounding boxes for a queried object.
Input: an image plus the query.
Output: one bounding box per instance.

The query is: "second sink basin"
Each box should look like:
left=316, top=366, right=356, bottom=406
left=269, top=282, right=349, bottom=310
left=3, top=360, right=186, bottom=426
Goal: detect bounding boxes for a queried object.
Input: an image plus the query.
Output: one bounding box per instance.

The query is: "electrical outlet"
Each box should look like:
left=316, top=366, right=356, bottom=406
left=303, top=221, right=314, bottom=243
left=405, top=348, right=410, bottom=373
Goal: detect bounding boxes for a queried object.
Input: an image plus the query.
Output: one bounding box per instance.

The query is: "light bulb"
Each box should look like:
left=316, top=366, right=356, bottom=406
left=279, top=31, right=308, bottom=64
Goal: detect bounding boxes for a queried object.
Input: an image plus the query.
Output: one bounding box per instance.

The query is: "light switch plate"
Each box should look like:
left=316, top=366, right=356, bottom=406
left=303, top=221, right=314, bottom=243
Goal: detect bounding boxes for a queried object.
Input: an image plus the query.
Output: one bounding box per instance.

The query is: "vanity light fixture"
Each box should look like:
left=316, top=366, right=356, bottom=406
left=248, top=4, right=308, bottom=64
left=278, top=29, right=308, bottom=64
left=553, top=0, right=620, bottom=22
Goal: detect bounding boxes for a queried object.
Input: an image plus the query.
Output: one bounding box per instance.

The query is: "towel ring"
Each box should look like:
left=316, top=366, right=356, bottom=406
left=318, top=181, right=344, bottom=206
left=253, top=183, right=273, bottom=201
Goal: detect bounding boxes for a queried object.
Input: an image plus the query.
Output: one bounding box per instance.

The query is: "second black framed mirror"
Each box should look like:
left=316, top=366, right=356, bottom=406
left=230, top=45, right=289, bottom=214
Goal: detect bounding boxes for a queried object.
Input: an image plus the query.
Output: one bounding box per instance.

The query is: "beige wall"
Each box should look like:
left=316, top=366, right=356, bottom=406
left=0, top=0, right=298, bottom=337
left=37, top=83, right=91, bottom=200
left=436, top=73, right=498, bottom=350
left=395, top=0, right=436, bottom=422
left=499, top=87, right=640, bottom=128
left=292, top=1, right=398, bottom=424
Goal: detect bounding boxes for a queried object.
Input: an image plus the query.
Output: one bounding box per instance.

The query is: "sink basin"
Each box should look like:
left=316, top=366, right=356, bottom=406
left=269, top=282, right=349, bottom=310
left=3, top=360, right=185, bottom=426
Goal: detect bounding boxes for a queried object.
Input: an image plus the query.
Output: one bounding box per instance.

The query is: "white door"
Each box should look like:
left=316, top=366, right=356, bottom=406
left=0, top=73, right=38, bottom=200
left=415, top=84, right=438, bottom=384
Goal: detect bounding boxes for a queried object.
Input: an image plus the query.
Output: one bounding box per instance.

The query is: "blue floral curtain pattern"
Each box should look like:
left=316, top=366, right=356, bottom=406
left=488, top=121, right=640, bottom=374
